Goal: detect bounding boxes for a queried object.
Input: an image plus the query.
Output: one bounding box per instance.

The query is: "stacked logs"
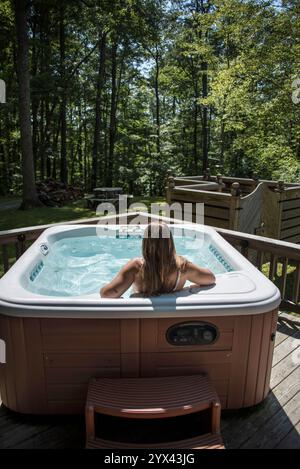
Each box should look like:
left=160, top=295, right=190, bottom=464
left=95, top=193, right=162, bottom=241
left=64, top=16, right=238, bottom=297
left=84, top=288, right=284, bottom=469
left=36, top=179, right=84, bottom=207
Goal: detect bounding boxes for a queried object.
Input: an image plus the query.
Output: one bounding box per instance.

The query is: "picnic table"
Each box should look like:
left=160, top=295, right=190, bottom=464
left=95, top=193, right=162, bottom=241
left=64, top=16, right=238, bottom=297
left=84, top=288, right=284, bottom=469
left=85, top=187, right=133, bottom=210
left=93, top=187, right=123, bottom=198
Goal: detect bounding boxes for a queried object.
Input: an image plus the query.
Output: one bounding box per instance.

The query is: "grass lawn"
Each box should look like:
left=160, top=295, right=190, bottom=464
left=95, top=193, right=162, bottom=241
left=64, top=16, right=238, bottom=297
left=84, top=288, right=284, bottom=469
left=0, top=196, right=166, bottom=231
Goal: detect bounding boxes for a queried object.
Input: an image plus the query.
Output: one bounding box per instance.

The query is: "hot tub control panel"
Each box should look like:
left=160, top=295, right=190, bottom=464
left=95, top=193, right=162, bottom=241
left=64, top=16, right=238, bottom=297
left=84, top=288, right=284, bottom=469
left=166, top=322, right=219, bottom=346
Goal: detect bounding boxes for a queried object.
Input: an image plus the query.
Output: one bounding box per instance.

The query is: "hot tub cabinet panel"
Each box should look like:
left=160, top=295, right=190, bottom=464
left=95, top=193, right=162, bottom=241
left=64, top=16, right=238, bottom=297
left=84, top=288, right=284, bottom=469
left=0, top=310, right=278, bottom=414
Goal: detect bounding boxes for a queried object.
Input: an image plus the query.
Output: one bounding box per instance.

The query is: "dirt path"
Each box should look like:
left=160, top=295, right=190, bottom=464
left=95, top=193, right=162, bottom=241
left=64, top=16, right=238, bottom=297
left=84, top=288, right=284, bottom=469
left=0, top=199, right=21, bottom=210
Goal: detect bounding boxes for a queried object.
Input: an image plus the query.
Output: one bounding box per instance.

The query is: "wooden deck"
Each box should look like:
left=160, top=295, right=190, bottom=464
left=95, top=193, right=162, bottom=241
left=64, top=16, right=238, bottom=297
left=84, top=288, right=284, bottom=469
left=0, top=313, right=299, bottom=449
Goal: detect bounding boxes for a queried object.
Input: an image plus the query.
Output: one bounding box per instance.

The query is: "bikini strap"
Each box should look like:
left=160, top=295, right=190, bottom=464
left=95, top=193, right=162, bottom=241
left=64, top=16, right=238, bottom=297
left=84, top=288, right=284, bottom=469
left=173, top=269, right=181, bottom=291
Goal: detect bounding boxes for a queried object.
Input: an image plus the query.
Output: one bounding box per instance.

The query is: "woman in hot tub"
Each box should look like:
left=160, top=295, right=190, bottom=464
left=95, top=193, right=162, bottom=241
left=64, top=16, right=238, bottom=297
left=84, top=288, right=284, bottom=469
left=100, top=222, right=215, bottom=298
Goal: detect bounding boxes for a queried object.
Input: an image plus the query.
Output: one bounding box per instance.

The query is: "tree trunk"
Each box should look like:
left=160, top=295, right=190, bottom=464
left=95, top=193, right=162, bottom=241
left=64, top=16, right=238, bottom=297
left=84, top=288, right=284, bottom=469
left=201, top=60, right=208, bottom=173
left=154, top=45, right=160, bottom=156
left=77, top=100, right=83, bottom=182
left=14, top=0, right=41, bottom=209
left=59, top=4, right=68, bottom=185
left=69, top=105, right=75, bottom=184
left=106, top=41, right=118, bottom=186
left=104, top=103, right=109, bottom=183
left=45, top=99, right=52, bottom=178
left=32, top=99, right=39, bottom=177
left=0, top=118, right=7, bottom=195
left=40, top=98, right=45, bottom=180
left=31, top=10, right=38, bottom=178
left=83, top=88, right=88, bottom=190
left=220, top=118, right=225, bottom=166
left=200, top=0, right=209, bottom=173
left=52, top=120, right=61, bottom=180
left=193, top=76, right=199, bottom=172
left=92, top=32, right=106, bottom=189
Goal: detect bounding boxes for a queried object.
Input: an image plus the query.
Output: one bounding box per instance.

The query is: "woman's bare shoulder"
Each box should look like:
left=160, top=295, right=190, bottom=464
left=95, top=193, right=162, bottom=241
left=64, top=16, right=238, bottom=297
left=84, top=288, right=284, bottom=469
left=122, top=257, right=143, bottom=273
left=185, top=261, right=209, bottom=273
left=177, top=255, right=191, bottom=272
left=177, top=256, right=209, bottom=274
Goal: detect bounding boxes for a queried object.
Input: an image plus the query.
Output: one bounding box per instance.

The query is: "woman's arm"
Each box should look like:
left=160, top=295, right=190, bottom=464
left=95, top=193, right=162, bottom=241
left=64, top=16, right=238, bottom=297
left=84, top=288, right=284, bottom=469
left=100, top=259, right=141, bottom=298
left=186, top=262, right=215, bottom=286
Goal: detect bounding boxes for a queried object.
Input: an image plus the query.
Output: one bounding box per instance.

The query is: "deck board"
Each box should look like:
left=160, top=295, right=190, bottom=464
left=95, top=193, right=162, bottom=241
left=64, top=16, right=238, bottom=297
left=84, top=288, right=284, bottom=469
left=0, top=314, right=300, bottom=449
left=276, top=420, right=300, bottom=449
left=275, top=330, right=290, bottom=347
left=273, top=334, right=300, bottom=366
left=221, top=366, right=300, bottom=448
left=240, top=391, right=300, bottom=449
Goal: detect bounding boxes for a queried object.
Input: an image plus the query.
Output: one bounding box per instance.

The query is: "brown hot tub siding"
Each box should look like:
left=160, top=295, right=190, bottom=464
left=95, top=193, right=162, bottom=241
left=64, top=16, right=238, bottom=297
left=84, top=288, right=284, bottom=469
left=0, top=310, right=278, bottom=414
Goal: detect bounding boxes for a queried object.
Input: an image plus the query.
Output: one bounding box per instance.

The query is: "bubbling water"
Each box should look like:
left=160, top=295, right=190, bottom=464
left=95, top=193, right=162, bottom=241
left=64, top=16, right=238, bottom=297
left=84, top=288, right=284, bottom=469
left=28, top=234, right=232, bottom=297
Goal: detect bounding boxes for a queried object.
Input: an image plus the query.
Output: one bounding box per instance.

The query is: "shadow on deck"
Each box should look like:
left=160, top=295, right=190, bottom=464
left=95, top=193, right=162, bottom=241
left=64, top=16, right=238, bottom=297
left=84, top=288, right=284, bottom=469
left=1, top=313, right=299, bottom=449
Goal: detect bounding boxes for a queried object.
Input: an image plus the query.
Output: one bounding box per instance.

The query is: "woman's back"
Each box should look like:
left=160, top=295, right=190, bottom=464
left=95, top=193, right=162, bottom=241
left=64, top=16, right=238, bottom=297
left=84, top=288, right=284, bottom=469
left=132, top=256, right=187, bottom=296
left=100, top=222, right=216, bottom=299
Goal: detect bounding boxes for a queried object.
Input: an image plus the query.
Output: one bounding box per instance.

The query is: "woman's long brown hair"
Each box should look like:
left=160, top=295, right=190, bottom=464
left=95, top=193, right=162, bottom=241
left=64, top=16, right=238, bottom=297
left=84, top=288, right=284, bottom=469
left=141, top=222, right=187, bottom=296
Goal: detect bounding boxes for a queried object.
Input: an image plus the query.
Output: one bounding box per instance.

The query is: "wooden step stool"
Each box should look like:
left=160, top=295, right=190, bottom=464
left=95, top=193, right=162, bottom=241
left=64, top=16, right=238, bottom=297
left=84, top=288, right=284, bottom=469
left=85, top=374, right=224, bottom=449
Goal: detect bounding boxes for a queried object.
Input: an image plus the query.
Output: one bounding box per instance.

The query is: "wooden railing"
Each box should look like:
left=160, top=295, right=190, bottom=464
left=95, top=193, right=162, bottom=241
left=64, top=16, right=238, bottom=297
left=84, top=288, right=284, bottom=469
left=0, top=212, right=299, bottom=313
left=215, top=227, right=300, bottom=313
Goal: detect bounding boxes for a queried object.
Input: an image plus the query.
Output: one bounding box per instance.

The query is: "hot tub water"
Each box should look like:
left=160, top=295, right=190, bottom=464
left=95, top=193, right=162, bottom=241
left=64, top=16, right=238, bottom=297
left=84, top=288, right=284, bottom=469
left=28, top=234, right=233, bottom=297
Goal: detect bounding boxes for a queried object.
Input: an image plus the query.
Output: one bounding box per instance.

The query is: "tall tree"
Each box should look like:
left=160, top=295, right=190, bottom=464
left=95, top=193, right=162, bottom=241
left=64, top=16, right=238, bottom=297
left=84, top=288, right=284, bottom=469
left=154, top=44, right=161, bottom=157
left=13, top=0, right=41, bottom=208
left=59, top=3, right=68, bottom=185
left=92, top=31, right=106, bottom=189
left=200, top=0, right=209, bottom=173
left=106, top=39, right=118, bottom=186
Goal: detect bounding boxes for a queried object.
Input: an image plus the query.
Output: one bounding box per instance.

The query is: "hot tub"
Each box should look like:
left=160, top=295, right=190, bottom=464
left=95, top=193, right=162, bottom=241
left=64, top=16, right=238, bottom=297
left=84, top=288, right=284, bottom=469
left=0, top=223, right=280, bottom=414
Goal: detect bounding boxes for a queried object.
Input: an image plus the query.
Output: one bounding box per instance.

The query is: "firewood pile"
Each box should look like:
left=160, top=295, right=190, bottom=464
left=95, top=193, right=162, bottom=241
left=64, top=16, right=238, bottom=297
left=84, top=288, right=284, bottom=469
left=36, top=179, right=84, bottom=207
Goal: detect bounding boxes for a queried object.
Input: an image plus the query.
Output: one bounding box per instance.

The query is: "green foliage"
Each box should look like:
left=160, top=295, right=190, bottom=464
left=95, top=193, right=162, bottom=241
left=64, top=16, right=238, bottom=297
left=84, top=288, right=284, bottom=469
left=0, top=0, right=299, bottom=198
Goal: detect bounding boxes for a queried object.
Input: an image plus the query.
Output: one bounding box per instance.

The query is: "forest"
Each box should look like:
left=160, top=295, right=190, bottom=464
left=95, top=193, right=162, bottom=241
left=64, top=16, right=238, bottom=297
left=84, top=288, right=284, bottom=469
left=0, top=0, right=299, bottom=208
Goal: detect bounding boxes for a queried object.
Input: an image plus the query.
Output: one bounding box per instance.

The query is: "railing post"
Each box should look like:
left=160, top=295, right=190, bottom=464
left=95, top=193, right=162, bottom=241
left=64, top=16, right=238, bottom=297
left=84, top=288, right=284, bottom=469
left=231, top=181, right=240, bottom=196
left=276, top=180, right=285, bottom=240
left=217, top=174, right=225, bottom=193
left=293, top=264, right=300, bottom=304
left=17, top=234, right=26, bottom=255
left=256, top=250, right=263, bottom=270
left=166, top=176, right=175, bottom=205
left=269, top=254, right=277, bottom=281
left=1, top=245, right=9, bottom=272
left=277, top=180, right=285, bottom=193
left=240, top=239, right=249, bottom=259
left=229, top=182, right=241, bottom=230
left=280, top=257, right=288, bottom=298
left=203, top=167, right=211, bottom=181
left=253, top=172, right=259, bottom=186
